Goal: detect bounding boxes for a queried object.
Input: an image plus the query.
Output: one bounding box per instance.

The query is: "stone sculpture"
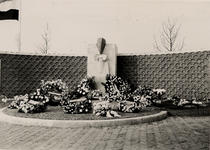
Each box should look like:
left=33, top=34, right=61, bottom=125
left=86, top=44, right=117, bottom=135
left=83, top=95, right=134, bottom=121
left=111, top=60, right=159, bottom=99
left=94, top=38, right=107, bottom=73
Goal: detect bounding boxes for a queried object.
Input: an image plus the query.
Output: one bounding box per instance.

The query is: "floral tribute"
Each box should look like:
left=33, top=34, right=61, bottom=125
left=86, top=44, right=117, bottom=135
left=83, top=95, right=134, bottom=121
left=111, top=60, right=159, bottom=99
left=118, top=85, right=153, bottom=113
left=60, top=97, right=92, bottom=114
left=132, top=85, right=153, bottom=106
left=118, top=101, right=137, bottom=113
left=101, top=74, right=131, bottom=102
left=40, top=79, right=68, bottom=94
left=152, top=89, right=166, bottom=102
left=40, top=79, right=68, bottom=105
left=170, top=96, right=190, bottom=107
left=60, top=76, right=94, bottom=113
left=90, top=89, right=103, bottom=100
left=101, top=75, right=156, bottom=113
left=151, top=89, right=175, bottom=107
left=93, top=101, right=121, bottom=117
left=8, top=94, right=49, bottom=113
left=0, top=95, right=8, bottom=104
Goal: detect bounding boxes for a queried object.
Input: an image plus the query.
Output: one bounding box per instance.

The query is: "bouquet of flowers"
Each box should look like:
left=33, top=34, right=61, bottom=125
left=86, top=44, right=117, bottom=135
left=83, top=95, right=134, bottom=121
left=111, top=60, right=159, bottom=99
left=93, top=101, right=121, bottom=117
left=101, top=74, right=131, bottom=102
left=8, top=94, right=29, bottom=109
left=17, top=100, right=47, bottom=113
left=8, top=93, right=49, bottom=113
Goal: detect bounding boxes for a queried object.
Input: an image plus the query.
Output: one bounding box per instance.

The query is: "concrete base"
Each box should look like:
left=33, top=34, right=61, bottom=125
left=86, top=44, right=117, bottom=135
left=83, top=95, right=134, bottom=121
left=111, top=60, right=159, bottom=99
left=0, top=108, right=167, bottom=128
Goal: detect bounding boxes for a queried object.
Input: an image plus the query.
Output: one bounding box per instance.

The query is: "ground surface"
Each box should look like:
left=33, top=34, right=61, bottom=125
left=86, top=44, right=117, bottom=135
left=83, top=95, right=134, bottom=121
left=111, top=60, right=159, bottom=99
left=0, top=116, right=209, bottom=150
left=3, top=105, right=161, bottom=120
left=0, top=101, right=209, bottom=149
left=2, top=101, right=210, bottom=120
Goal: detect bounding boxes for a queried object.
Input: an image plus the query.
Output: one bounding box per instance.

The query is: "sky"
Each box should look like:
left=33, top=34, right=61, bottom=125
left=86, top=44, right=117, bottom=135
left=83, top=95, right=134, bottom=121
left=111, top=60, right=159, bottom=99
left=0, top=0, right=210, bottom=55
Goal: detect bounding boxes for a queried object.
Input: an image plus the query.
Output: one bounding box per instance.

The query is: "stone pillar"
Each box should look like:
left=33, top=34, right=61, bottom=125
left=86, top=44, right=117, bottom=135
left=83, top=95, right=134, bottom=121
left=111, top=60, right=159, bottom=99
left=87, top=43, right=117, bottom=94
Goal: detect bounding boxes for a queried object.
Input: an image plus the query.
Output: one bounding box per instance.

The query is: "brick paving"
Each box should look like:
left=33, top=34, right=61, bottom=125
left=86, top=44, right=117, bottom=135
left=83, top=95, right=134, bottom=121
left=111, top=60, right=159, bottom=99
left=0, top=116, right=209, bottom=150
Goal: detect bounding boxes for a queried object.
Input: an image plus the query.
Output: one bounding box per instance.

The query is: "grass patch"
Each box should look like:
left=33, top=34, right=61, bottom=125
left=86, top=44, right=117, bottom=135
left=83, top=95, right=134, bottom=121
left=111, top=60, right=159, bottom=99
left=3, top=106, right=161, bottom=120
left=1, top=101, right=210, bottom=120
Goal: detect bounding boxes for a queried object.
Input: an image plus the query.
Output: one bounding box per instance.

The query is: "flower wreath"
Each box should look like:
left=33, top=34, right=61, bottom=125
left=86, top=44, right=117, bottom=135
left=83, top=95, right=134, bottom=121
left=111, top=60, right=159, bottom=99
left=60, top=76, right=94, bottom=113
left=101, top=74, right=131, bottom=102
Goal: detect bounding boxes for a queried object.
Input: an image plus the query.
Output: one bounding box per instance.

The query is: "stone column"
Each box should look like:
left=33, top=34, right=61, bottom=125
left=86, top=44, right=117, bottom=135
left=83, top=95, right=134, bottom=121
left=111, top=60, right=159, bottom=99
left=87, top=43, right=117, bottom=94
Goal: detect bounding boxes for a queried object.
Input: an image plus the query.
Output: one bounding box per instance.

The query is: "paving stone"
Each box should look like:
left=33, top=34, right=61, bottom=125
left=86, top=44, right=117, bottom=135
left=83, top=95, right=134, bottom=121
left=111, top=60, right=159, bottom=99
left=86, top=127, right=108, bottom=150
left=113, top=126, right=128, bottom=150
left=139, top=123, right=147, bottom=149
left=0, top=116, right=209, bottom=150
left=153, top=122, right=166, bottom=150
left=104, top=126, right=121, bottom=150
left=122, top=125, right=135, bottom=150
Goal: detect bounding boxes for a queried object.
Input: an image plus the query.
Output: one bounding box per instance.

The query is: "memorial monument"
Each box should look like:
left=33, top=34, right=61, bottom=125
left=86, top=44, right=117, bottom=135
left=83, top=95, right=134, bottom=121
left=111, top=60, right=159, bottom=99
left=87, top=38, right=118, bottom=94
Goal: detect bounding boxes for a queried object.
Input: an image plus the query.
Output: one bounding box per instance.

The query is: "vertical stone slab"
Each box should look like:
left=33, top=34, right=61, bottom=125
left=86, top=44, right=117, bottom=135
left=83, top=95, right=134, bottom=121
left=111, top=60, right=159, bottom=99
left=87, top=44, right=117, bottom=93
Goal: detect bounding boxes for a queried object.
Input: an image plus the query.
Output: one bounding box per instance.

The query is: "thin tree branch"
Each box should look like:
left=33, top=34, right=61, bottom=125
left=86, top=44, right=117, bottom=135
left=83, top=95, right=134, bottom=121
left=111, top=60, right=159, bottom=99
left=153, top=18, right=185, bottom=52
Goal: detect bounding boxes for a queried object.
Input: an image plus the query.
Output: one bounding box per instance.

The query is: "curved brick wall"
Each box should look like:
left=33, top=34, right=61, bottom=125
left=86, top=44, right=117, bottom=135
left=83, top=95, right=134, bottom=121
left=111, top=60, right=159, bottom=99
left=0, top=51, right=209, bottom=100
left=0, top=54, right=87, bottom=97
left=118, top=51, right=210, bottom=99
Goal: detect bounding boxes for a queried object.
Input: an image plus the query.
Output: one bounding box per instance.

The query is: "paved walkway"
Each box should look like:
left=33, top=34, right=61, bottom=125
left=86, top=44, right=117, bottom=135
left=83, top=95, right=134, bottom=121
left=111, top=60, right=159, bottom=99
left=0, top=116, right=209, bottom=150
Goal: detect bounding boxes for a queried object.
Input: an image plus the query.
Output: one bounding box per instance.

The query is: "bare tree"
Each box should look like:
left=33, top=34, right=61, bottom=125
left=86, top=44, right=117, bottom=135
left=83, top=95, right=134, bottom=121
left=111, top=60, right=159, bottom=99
left=153, top=18, right=185, bottom=52
left=35, top=23, right=51, bottom=53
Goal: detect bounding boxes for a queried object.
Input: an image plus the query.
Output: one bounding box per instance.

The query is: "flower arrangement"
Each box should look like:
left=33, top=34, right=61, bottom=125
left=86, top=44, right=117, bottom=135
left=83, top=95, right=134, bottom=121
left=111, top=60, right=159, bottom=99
left=67, top=76, right=94, bottom=99
left=8, top=93, right=49, bottom=113
left=117, top=85, right=153, bottom=112
left=17, top=100, right=47, bottom=113
left=8, top=94, right=29, bottom=109
left=101, top=74, right=131, bottom=102
left=40, top=79, right=68, bottom=94
left=60, top=76, right=94, bottom=113
left=117, top=86, right=153, bottom=113
left=151, top=89, right=168, bottom=106
left=28, top=91, right=49, bottom=104
left=152, top=89, right=166, bottom=99
left=90, top=89, right=103, bottom=99
left=118, top=101, right=138, bottom=113
left=169, top=96, right=191, bottom=107
left=60, top=97, right=92, bottom=114
left=93, top=101, right=121, bottom=117
left=102, top=94, right=126, bottom=102
left=0, top=95, right=8, bottom=104
left=40, top=79, right=68, bottom=105
left=132, top=85, right=153, bottom=105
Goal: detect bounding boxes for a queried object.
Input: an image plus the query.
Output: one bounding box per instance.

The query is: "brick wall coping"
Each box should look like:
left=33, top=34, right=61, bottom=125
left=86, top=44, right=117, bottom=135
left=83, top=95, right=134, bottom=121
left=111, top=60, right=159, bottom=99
left=0, top=49, right=209, bottom=56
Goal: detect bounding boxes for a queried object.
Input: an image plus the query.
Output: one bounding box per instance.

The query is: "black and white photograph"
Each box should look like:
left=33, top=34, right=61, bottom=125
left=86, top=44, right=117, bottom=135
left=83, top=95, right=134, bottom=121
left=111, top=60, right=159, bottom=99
left=0, top=0, right=209, bottom=149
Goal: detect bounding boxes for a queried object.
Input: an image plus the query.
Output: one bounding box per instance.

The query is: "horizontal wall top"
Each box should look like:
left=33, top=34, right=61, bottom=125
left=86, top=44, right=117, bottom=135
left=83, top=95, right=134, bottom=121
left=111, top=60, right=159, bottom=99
left=0, top=49, right=209, bottom=56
